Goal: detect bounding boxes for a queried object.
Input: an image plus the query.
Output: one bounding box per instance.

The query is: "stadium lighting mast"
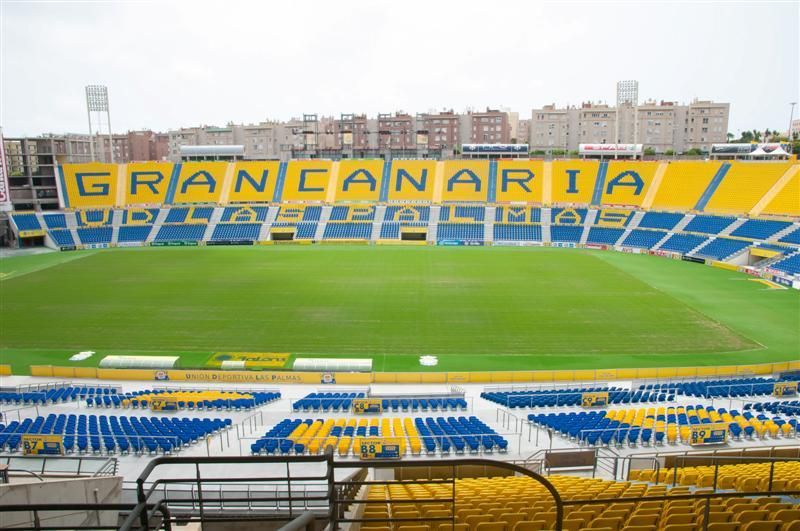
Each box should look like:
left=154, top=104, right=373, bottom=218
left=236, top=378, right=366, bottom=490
left=616, top=80, right=639, bottom=159
left=85, top=85, right=114, bottom=163
left=789, top=102, right=797, bottom=143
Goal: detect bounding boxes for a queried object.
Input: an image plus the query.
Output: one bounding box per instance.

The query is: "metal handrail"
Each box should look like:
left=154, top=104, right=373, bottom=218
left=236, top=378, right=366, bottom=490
left=276, top=511, right=317, bottom=531
left=0, top=502, right=170, bottom=531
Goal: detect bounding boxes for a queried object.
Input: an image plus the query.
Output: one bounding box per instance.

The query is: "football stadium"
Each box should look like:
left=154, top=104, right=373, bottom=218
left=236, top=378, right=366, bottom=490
left=2, top=156, right=800, bottom=530
left=2, top=1, right=800, bottom=530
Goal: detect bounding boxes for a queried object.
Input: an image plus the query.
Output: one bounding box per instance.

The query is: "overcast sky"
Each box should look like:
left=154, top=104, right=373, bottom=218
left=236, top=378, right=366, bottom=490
left=1, top=0, right=798, bottom=137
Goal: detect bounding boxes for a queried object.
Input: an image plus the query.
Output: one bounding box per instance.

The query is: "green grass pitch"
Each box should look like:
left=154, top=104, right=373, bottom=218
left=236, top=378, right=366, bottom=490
left=1, top=245, right=798, bottom=374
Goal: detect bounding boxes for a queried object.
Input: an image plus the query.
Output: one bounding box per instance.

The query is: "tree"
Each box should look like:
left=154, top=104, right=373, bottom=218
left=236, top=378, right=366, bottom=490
left=685, top=148, right=703, bottom=156
left=726, top=133, right=734, bottom=143
left=665, top=149, right=675, bottom=156
left=644, top=147, right=656, bottom=156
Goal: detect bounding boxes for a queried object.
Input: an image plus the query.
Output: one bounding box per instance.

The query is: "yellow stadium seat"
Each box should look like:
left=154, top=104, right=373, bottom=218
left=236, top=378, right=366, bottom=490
left=707, top=525, right=740, bottom=531
left=740, top=523, right=781, bottom=531
left=512, top=522, right=545, bottom=531
left=705, top=162, right=792, bottom=215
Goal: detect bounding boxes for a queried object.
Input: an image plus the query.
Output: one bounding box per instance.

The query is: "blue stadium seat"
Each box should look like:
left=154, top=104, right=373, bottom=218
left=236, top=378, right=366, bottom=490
left=621, top=229, right=666, bottom=249
left=637, top=212, right=684, bottom=230
left=731, top=219, right=792, bottom=240
left=771, top=252, right=800, bottom=276
left=210, top=223, right=261, bottom=241
left=322, top=222, right=372, bottom=239
left=694, top=237, right=751, bottom=260
left=76, top=227, right=113, bottom=244
left=586, top=227, right=624, bottom=246
left=493, top=224, right=541, bottom=241
left=683, top=215, right=736, bottom=235
left=154, top=224, right=207, bottom=242
left=658, top=233, right=708, bottom=254
left=10, top=213, right=41, bottom=232
left=437, top=223, right=484, bottom=241
left=439, top=206, right=485, bottom=222
left=550, top=226, right=583, bottom=242
left=118, top=225, right=153, bottom=242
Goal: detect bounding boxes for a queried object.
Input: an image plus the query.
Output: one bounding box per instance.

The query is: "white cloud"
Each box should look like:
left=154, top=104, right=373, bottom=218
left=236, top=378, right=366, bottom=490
left=1, top=0, right=797, bottom=136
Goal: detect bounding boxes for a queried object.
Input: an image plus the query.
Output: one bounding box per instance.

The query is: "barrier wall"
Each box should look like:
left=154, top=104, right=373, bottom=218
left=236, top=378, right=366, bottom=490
left=0, top=364, right=11, bottom=376
left=27, top=360, right=800, bottom=385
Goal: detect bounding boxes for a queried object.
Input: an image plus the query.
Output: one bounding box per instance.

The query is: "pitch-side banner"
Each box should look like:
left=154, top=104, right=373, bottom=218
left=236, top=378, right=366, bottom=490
left=0, top=127, right=11, bottom=211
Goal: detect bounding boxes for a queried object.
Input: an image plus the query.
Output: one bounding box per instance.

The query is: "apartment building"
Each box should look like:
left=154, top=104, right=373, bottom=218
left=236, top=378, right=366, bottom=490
left=531, top=99, right=730, bottom=153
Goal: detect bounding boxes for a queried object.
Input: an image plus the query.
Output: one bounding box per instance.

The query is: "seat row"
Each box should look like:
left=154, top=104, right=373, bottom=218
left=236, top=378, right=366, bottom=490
left=480, top=387, right=674, bottom=408
left=360, top=474, right=800, bottom=531
left=529, top=405, right=798, bottom=447
left=250, top=416, right=507, bottom=457
left=0, top=414, right=231, bottom=455
left=745, top=401, right=800, bottom=416
left=630, top=461, right=800, bottom=493
left=0, top=386, right=117, bottom=405
left=639, top=378, right=796, bottom=398
left=86, top=389, right=280, bottom=411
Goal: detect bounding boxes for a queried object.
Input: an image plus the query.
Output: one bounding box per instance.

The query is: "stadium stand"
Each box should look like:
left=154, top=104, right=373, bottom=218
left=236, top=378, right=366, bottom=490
left=329, top=205, right=376, bottom=221
left=154, top=224, right=207, bottom=242
left=746, top=401, right=800, bottom=415
left=779, top=227, right=800, bottom=245
left=360, top=473, right=800, bottom=530
left=621, top=229, right=667, bottom=249
left=529, top=405, right=797, bottom=446
left=0, top=386, right=116, bottom=405
left=76, top=227, right=113, bottom=244
left=704, top=162, right=793, bottom=215
left=164, top=207, right=214, bottom=224
left=48, top=229, right=75, bottom=246
left=640, top=377, right=797, bottom=398
left=293, top=392, right=366, bottom=412
left=0, top=414, right=231, bottom=455
left=10, top=213, right=42, bottom=232
left=437, top=223, right=484, bottom=241
left=637, top=212, right=685, bottom=231
left=761, top=167, right=800, bottom=217
left=86, top=389, right=280, bottom=410
left=649, top=161, right=722, bottom=211
left=322, top=222, right=372, bottom=240
left=210, top=223, right=261, bottom=241
left=220, top=206, right=269, bottom=222
left=770, top=252, right=800, bottom=276
left=550, top=225, right=583, bottom=243
left=732, top=219, right=794, bottom=240
left=683, top=214, right=737, bottom=235
left=481, top=387, right=674, bottom=408
left=75, top=210, right=112, bottom=227
left=495, top=206, right=541, bottom=223
left=42, top=213, right=67, bottom=229
left=586, top=227, right=625, bottom=245
left=551, top=208, right=588, bottom=225
left=380, top=221, right=428, bottom=239
left=631, top=461, right=800, bottom=493
left=117, top=225, right=154, bottom=242
left=493, top=223, right=542, bottom=241
left=250, top=416, right=507, bottom=456
left=658, top=233, right=708, bottom=254
left=384, top=205, right=430, bottom=222
left=694, top=237, right=752, bottom=260
left=440, top=205, right=486, bottom=222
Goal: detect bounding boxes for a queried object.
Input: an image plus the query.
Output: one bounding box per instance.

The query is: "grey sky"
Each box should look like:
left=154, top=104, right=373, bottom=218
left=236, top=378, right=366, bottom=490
left=1, top=0, right=798, bottom=137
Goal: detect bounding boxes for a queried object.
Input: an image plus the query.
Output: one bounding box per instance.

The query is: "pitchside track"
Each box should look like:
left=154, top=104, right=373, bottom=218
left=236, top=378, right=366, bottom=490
left=1, top=246, right=798, bottom=374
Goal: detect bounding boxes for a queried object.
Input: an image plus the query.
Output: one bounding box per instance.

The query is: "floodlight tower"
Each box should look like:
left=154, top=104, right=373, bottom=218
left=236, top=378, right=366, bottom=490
left=615, top=80, right=639, bottom=158
left=85, top=85, right=114, bottom=162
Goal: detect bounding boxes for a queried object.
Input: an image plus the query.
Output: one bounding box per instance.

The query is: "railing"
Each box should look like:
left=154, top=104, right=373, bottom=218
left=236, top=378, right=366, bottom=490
left=0, top=455, right=118, bottom=477
left=119, top=452, right=336, bottom=531
left=5, top=451, right=800, bottom=530
left=330, top=456, right=563, bottom=531
left=0, top=503, right=170, bottom=531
